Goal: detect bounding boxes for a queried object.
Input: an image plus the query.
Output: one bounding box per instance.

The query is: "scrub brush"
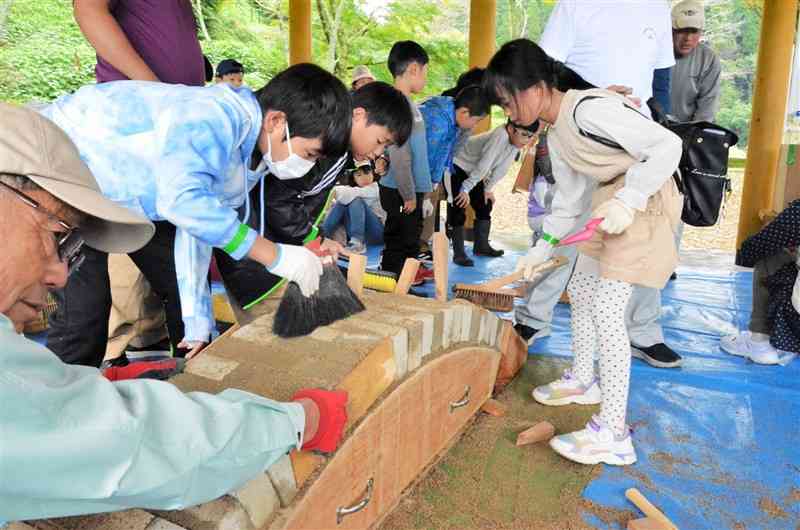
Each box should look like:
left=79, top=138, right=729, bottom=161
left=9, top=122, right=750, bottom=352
left=452, top=256, right=568, bottom=311
left=273, top=255, right=365, bottom=337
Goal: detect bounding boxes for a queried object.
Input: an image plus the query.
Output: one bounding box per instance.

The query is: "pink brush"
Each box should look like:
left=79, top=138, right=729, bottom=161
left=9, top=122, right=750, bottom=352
left=557, top=218, right=604, bottom=247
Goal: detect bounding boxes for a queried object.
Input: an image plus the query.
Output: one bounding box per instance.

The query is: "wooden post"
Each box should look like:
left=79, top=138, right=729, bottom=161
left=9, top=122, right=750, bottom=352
left=736, top=0, right=798, bottom=246
left=347, top=254, right=367, bottom=298
left=468, top=0, right=496, bottom=135
left=432, top=231, right=449, bottom=302
left=394, top=258, right=421, bottom=295
left=465, top=0, right=497, bottom=235
left=289, top=0, right=312, bottom=65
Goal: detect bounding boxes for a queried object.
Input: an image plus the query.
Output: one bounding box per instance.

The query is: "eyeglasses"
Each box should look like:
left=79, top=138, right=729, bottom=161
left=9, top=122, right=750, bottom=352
left=0, top=180, right=85, bottom=276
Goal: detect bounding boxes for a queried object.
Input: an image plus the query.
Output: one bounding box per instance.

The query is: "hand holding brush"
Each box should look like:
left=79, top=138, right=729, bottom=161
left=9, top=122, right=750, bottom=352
left=272, top=252, right=365, bottom=338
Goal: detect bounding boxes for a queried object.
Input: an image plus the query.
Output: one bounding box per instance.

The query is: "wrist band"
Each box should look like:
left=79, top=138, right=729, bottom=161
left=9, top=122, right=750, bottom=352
left=540, top=232, right=560, bottom=245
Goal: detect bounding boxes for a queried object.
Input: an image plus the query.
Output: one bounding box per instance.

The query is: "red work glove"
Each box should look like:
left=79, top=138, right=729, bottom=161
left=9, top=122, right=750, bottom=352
left=292, top=388, right=348, bottom=453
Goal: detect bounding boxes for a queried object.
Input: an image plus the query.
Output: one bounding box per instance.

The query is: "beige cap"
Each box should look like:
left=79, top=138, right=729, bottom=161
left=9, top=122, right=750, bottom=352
left=351, top=65, right=375, bottom=85
left=0, top=102, right=154, bottom=254
left=672, top=0, right=705, bottom=30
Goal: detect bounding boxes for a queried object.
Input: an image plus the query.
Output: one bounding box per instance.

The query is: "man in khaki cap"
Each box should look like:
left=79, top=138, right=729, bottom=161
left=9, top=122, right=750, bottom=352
left=351, top=64, right=376, bottom=90
left=0, top=102, right=347, bottom=523
left=670, top=0, right=722, bottom=122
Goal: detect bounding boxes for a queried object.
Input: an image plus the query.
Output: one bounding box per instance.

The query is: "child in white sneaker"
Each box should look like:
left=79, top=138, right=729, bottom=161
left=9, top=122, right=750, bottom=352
left=484, top=40, right=683, bottom=466
left=322, top=161, right=386, bottom=254
left=721, top=200, right=800, bottom=366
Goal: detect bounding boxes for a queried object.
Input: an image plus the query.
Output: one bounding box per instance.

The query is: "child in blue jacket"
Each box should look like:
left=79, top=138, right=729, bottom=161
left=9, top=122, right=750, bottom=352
left=419, top=86, right=489, bottom=265
left=42, top=64, right=352, bottom=366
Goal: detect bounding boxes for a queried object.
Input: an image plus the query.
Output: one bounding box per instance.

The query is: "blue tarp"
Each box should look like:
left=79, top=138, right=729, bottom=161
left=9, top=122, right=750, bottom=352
left=365, top=243, right=799, bottom=529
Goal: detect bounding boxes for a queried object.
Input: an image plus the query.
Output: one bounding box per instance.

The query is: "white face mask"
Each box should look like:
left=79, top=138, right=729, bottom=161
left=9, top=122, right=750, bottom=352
left=265, top=122, right=316, bottom=180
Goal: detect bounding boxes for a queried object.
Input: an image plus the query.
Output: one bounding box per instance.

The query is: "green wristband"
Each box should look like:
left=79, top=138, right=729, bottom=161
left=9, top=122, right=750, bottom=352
left=540, top=232, right=560, bottom=245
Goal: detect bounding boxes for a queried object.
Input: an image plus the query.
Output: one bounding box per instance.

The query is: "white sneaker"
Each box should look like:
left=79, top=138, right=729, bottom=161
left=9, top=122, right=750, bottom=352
left=550, top=415, right=637, bottom=466
left=720, top=331, right=780, bottom=364
left=532, top=370, right=602, bottom=406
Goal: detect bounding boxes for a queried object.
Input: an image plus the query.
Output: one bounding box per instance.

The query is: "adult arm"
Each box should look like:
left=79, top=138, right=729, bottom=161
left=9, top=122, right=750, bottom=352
left=73, top=0, right=159, bottom=81
left=0, top=324, right=303, bottom=522
left=693, top=51, right=722, bottom=122
left=736, top=200, right=800, bottom=267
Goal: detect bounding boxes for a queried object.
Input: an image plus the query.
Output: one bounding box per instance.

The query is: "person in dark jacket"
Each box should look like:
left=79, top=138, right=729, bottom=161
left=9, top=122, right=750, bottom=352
left=721, top=200, right=800, bottom=365
left=214, top=81, right=413, bottom=319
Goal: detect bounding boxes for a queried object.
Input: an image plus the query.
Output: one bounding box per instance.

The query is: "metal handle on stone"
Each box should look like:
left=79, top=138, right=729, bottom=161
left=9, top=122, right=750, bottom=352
left=336, top=478, right=374, bottom=524
left=449, top=385, right=471, bottom=412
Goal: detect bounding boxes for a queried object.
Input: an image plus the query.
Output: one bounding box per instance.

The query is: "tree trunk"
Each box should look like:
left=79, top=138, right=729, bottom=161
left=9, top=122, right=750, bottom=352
left=192, top=0, right=210, bottom=41
left=0, top=0, right=13, bottom=44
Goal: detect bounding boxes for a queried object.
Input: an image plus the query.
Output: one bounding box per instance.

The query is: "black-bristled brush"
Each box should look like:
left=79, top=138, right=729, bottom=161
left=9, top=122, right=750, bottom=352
left=273, top=255, right=365, bottom=338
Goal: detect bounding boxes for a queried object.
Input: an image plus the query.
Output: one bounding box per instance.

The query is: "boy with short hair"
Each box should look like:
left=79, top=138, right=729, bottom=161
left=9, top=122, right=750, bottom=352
left=43, top=63, right=352, bottom=366
left=213, top=81, right=413, bottom=315
left=448, top=119, right=537, bottom=265
left=215, top=59, right=245, bottom=88
left=379, top=40, right=433, bottom=281
left=419, top=86, right=490, bottom=266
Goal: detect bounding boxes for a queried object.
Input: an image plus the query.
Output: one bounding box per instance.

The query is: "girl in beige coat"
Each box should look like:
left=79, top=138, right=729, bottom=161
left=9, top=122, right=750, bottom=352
left=484, top=39, right=683, bottom=466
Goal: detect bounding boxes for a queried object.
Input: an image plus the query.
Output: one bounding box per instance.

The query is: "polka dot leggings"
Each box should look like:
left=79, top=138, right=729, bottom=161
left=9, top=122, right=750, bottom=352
left=567, top=270, right=633, bottom=436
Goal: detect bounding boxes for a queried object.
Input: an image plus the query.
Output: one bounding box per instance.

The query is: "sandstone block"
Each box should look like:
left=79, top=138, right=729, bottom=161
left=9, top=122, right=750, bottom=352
left=231, top=472, right=280, bottom=529
left=266, top=454, right=298, bottom=507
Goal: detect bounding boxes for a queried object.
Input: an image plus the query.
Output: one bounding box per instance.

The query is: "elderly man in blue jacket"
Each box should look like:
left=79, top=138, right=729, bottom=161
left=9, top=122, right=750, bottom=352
left=42, top=63, right=352, bottom=369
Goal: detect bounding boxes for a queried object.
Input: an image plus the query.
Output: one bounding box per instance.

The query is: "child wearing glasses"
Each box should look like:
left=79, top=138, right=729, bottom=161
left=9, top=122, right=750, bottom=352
left=447, top=119, right=539, bottom=266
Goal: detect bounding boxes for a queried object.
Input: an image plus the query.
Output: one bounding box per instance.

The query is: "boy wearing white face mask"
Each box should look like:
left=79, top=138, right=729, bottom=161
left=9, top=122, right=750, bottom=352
left=42, top=63, right=352, bottom=367
left=213, top=81, right=413, bottom=319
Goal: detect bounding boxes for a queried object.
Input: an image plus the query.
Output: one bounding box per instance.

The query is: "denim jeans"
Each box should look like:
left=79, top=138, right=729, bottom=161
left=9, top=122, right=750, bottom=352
left=322, top=199, right=384, bottom=244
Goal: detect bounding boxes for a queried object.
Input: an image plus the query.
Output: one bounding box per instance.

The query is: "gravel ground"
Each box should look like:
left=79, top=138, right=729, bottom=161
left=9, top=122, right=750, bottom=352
left=490, top=164, right=744, bottom=252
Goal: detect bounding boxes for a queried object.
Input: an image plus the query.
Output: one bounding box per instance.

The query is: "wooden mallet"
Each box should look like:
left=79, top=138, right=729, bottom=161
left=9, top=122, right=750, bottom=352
left=625, top=488, right=678, bottom=530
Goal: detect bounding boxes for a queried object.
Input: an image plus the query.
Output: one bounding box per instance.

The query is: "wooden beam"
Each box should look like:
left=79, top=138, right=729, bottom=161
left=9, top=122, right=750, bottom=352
left=289, top=0, right=312, bottom=65
left=468, top=0, right=497, bottom=134
left=736, top=0, right=798, bottom=246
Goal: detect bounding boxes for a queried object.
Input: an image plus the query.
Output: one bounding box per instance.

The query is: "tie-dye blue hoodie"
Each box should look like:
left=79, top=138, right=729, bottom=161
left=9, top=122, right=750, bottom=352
left=42, top=81, right=267, bottom=343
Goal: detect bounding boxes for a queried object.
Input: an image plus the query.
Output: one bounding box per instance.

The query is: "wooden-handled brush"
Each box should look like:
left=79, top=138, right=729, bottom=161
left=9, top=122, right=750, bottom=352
left=452, top=256, right=568, bottom=311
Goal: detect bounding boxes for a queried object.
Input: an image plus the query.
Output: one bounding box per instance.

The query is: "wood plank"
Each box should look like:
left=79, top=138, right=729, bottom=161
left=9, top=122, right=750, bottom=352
left=394, top=258, right=420, bottom=295
left=346, top=253, right=367, bottom=298
left=279, top=348, right=500, bottom=530
left=289, top=450, right=325, bottom=489
left=432, top=231, right=449, bottom=302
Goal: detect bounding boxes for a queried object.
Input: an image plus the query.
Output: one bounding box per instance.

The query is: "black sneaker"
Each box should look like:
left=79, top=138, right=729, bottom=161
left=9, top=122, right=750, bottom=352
left=514, top=323, right=539, bottom=345
left=669, top=272, right=677, bottom=281
left=631, top=342, right=682, bottom=368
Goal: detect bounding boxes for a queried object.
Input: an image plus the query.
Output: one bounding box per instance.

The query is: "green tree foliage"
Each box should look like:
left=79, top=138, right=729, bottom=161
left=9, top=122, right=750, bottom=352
left=705, top=0, right=763, bottom=145
left=0, top=0, right=96, bottom=103
left=0, top=0, right=767, bottom=147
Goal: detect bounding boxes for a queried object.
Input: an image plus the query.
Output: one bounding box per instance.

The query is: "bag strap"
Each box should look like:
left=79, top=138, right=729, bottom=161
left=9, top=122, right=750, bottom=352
left=572, top=95, right=684, bottom=192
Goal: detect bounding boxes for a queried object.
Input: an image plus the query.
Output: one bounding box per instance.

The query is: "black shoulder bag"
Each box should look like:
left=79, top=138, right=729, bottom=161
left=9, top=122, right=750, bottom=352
left=573, top=96, right=739, bottom=227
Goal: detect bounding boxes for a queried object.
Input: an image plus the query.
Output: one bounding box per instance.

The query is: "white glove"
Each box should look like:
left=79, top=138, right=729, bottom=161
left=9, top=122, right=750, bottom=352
left=267, top=243, right=323, bottom=297
left=517, top=239, right=553, bottom=280
left=593, top=198, right=635, bottom=235
left=422, top=197, right=435, bottom=218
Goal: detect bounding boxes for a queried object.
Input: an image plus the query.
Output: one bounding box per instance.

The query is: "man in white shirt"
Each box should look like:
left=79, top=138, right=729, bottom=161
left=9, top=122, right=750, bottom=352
left=515, top=0, right=683, bottom=368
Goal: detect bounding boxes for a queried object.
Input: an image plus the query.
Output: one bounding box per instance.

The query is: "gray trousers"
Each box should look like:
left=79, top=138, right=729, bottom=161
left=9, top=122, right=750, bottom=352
left=516, top=220, right=684, bottom=348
